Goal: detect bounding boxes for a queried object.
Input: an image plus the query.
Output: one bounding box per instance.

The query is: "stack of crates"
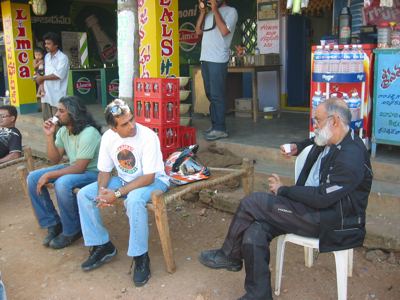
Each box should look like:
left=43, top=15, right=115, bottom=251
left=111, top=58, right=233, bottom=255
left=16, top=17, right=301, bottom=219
left=134, top=78, right=180, bottom=160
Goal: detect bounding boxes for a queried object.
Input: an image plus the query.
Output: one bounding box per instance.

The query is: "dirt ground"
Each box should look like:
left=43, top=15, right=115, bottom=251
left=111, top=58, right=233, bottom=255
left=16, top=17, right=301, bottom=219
left=0, top=157, right=399, bottom=300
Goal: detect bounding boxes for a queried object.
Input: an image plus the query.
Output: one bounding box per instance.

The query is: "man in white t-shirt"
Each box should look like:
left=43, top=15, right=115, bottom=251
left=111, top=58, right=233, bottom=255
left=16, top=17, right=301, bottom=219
left=36, top=32, right=69, bottom=121
left=77, top=99, right=169, bottom=287
left=196, top=0, right=238, bottom=140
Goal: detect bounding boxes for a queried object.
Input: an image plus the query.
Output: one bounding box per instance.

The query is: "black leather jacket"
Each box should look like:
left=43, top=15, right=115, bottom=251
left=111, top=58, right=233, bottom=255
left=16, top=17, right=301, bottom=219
left=278, top=131, right=373, bottom=252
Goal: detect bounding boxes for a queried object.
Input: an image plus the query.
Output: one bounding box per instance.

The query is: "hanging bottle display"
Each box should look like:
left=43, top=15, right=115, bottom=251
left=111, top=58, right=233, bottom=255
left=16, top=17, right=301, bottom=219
left=339, top=7, right=352, bottom=45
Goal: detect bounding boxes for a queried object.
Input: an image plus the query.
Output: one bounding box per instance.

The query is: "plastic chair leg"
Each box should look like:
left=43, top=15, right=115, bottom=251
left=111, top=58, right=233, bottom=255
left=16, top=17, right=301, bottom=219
left=348, top=249, right=353, bottom=277
left=304, top=246, right=314, bottom=268
left=274, top=235, right=286, bottom=296
left=334, top=250, right=348, bottom=300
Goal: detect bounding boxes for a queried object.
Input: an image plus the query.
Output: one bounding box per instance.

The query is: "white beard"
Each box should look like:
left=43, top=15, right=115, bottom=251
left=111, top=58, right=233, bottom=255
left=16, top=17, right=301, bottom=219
left=314, top=123, right=333, bottom=146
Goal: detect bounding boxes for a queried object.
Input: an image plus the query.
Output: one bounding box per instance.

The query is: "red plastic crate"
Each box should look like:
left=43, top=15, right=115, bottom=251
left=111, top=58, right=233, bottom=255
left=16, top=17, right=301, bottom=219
left=139, top=123, right=180, bottom=150
left=134, top=78, right=179, bottom=100
left=179, top=126, right=196, bottom=148
left=134, top=97, right=179, bottom=125
left=161, top=147, right=178, bottom=161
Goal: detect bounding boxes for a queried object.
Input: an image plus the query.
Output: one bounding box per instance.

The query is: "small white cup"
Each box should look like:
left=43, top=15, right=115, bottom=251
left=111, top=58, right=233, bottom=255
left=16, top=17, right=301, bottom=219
left=51, top=116, right=59, bottom=125
left=283, top=144, right=291, bottom=153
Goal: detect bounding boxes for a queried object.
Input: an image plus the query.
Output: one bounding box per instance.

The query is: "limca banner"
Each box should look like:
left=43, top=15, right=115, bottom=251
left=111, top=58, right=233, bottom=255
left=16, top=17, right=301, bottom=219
left=138, top=0, right=180, bottom=78
left=1, top=1, right=37, bottom=113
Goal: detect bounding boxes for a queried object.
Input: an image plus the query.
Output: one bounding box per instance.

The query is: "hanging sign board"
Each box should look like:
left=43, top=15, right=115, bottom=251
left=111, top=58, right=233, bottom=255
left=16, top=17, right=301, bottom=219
left=372, top=49, right=400, bottom=156
left=257, top=0, right=279, bottom=54
left=257, top=20, right=279, bottom=54
left=138, top=0, right=180, bottom=78
left=1, top=1, right=37, bottom=114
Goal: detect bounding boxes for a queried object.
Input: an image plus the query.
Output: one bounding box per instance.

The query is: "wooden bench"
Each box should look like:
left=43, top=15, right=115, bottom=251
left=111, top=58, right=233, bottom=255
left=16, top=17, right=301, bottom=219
left=0, top=146, right=35, bottom=196
left=17, top=158, right=254, bottom=274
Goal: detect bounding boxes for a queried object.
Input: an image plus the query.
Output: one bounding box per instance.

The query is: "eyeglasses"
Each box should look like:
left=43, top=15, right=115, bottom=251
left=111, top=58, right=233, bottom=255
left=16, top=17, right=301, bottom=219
left=0, top=115, right=11, bottom=119
left=313, top=115, right=333, bottom=126
left=108, top=103, right=130, bottom=116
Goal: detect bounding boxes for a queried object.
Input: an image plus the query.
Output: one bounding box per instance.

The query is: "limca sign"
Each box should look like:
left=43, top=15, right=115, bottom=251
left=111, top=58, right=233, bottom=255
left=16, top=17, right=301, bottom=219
left=1, top=1, right=37, bottom=114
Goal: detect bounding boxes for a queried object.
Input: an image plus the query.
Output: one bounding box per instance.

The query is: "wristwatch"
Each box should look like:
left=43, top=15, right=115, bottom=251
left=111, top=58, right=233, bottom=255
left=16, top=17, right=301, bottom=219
left=114, top=189, right=122, bottom=199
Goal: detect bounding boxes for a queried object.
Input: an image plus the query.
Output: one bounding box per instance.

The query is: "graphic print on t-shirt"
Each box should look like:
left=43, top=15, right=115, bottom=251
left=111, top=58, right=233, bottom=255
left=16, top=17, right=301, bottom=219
left=116, top=144, right=138, bottom=174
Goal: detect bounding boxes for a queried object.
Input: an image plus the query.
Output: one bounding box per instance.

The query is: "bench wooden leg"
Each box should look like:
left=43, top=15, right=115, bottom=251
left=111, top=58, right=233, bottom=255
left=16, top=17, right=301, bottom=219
left=17, top=165, right=29, bottom=198
left=151, top=190, right=176, bottom=273
left=23, top=146, right=35, bottom=172
left=241, top=158, right=254, bottom=196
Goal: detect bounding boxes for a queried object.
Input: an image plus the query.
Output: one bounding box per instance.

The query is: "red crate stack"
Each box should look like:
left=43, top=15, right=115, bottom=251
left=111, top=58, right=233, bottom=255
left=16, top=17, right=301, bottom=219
left=133, top=78, right=180, bottom=160
left=180, top=126, right=197, bottom=148
left=134, top=78, right=180, bottom=126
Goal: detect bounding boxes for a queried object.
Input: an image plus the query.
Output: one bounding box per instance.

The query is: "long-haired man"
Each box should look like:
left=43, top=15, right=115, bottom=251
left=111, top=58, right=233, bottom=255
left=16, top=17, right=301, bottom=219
left=27, top=96, right=101, bottom=249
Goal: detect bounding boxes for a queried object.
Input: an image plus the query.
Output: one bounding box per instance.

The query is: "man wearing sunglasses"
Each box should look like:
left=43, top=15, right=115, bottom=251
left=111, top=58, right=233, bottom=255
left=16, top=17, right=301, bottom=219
left=77, top=99, right=169, bottom=287
left=196, top=0, right=238, bottom=141
left=0, top=105, right=22, bottom=163
left=199, top=99, right=372, bottom=300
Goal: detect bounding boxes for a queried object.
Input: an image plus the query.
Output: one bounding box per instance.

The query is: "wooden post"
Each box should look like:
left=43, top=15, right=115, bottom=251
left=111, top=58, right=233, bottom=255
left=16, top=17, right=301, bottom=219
left=241, top=158, right=254, bottom=196
left=151, top=189, right=176, bottom=273
left=17, top=165, right=29, bottom=198
left=24, top=146, right=34, bottom=172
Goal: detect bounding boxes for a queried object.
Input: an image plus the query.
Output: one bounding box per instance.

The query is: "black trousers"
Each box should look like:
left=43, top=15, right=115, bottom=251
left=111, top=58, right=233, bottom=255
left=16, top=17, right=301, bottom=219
left=221, top=192, right=320, bottom=300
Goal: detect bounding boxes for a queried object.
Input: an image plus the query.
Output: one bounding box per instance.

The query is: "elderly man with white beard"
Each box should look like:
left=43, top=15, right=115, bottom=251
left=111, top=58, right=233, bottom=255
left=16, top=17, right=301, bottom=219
left=198, top=98, right=373, bottom=300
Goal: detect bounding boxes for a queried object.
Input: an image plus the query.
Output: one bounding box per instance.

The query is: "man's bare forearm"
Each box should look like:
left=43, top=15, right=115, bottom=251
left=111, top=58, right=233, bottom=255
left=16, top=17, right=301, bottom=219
left=46, top=136, right=62, bottom=164
left=0, top=152, right=21, bottom=163
left=97, top=171, right=111, bottom=194
left=196, top=10, right=206, bottom=36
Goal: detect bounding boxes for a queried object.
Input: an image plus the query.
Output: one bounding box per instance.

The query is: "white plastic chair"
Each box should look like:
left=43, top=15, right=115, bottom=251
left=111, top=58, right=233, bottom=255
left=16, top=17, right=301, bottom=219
left=274, top=145, right=353, bottom=300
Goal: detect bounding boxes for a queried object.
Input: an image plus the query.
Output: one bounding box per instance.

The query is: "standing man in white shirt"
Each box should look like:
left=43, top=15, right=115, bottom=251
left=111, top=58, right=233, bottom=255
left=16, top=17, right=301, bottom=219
left=196, top=0, right=238, bottom=141
left=35, top=32, right=70, bottom=121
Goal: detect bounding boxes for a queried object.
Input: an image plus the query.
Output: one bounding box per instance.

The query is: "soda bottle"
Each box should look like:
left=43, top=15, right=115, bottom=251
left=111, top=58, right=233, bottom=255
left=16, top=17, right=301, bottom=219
left=167, top=102, right=173, bottom=121
left=166, top=128, right=174, bottom=147
left=145, top=83, right=151, bottom=94
left=313, top=45, right=323, bottom=73
left=312, top=90, right=322, bottom=120
left=348, top=92, right=361, bottom=126
left=340, top=45, right=351, bottom=73
left=356, top=45, right=365, bottom=73
left=153, top=102, right=159, bottom=120
left=85, top=15, right=117, bottom=63
left=145, top=102, right=151, bottom=119
left=321, top=45, right=330, bottom=73
left=136, top=101, right=142, bottom=117
left=339, top=7, right=352, bottom=45
left=348, top=45, right=358, bottom=73
left=329, top=45, right=341, bottom=73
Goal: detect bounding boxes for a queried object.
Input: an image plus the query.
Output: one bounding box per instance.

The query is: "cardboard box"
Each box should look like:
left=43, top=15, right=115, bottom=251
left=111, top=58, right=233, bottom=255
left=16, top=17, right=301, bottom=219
left=235, top=98, right=252, bottom=118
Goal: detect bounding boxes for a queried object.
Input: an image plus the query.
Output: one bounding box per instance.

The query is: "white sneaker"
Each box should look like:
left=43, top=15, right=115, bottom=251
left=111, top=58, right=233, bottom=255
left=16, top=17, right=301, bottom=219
left=205, top=130, right=228, bottom=141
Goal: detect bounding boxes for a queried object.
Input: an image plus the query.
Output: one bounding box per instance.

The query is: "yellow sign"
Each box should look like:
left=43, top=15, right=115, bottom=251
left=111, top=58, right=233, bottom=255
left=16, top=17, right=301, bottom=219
left=1, top=1, right=37, bottom=114
left=138, top=0, right=180, bottom=78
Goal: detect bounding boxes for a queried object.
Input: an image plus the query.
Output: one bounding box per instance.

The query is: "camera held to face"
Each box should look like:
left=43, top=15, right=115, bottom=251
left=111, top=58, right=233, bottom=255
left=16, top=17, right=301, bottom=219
left=199, top=0, right=224, bottom=9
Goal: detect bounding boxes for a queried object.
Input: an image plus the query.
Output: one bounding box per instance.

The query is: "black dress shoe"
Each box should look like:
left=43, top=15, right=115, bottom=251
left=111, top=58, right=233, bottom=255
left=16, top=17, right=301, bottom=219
left=198, top=249, right=242, bottom=272
left=133, top=252, right=151, bottom=287
left=42, top=223, right=62, bottom=247
left=49, top=231, right=82, bottom=249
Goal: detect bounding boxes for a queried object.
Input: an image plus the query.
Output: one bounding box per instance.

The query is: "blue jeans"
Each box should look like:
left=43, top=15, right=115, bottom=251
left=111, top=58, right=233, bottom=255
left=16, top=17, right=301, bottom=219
left=201, top=61, right=228, bottom=132
left=27, top=165, right=98, bottom=236
left=77, top=177, right=169, bottom=257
